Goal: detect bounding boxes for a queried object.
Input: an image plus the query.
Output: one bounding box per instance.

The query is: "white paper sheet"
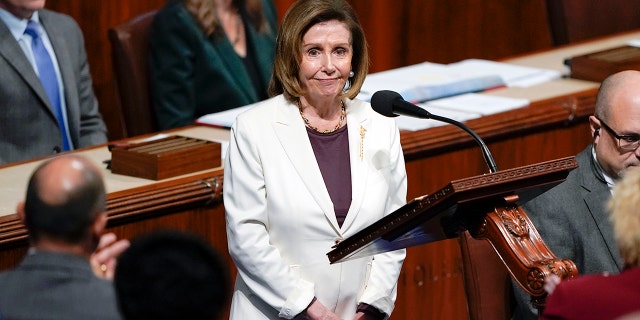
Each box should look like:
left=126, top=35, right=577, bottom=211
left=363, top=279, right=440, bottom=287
left=448, top=59, right=562, bottom=88
left=357, top=61, right=505, bottom=102
left=394, top=94, right=530, bottom=131
left=195, top=104, right=253, bottom=128
left=427, top=93, right=530, bottom=116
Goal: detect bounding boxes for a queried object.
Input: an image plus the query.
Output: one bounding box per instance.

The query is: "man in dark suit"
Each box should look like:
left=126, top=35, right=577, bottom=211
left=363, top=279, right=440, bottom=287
left=0, top=0, right=107, bottom=165
left=513, top=70, right=640, bottom=319
left=0, top=155, right=129, bottom=319
left=540, top=162, right=640, bottom=320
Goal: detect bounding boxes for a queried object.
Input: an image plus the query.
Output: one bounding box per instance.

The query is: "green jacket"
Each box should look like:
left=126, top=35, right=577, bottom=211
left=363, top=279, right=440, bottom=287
left=149, top=0, right=277, bottom=130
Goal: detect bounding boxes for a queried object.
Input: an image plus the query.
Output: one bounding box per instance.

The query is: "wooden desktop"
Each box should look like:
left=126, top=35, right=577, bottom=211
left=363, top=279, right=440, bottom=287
left=1, top=30, right=639, bottom=319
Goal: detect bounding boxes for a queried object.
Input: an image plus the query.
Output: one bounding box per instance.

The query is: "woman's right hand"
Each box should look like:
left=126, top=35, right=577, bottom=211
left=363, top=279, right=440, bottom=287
left=297, top=299, right=341, bottom=320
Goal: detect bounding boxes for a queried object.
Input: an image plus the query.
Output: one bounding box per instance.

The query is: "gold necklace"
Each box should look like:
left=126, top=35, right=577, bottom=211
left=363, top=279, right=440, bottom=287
left=299, top=101, right=346, bottom=134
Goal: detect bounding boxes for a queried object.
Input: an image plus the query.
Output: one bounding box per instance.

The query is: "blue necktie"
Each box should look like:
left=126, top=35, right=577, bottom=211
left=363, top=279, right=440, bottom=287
left=24, top=20, right=71, bottom=151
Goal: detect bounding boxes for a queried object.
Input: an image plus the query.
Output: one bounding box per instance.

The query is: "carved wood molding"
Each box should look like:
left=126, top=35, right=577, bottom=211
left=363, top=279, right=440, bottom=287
left=0, top=171, right=224, bottom=248
left=469, top=194, right=578, bottom=311
left=0, top=215, right=28, bottom=247
left=106, top=173, right=224, bottom=225
left=451, top=157, right=578, bottom=192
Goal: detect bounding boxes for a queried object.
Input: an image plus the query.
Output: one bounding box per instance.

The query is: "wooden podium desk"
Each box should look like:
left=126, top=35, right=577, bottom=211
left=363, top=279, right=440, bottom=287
left=0, top=30, right=638, bottom=319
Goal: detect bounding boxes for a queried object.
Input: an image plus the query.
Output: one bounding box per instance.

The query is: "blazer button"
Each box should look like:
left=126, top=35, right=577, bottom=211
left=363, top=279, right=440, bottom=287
left=335, top=238, right=343, bottom=245
left=52, top=146, right=61, bottom=153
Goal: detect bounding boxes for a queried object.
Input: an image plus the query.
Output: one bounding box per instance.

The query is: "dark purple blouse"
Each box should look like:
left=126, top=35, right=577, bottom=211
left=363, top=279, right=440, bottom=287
left=306, top=125, right=386, bottom=320
left=306, top=125, right=352, bottom=227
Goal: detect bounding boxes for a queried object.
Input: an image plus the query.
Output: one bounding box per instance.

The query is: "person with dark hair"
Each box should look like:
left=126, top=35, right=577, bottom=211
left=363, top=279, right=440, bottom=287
left=224, top=0, right=407, bottom=319
left=149, top=0, right=277, bottom=130
left=513, top=70, right=640, bottom=319
left=0, top=155, right=128, bottom=319
left=114, top=229, right=231, bottom=320
left=0, top=0, right=108, bottom=165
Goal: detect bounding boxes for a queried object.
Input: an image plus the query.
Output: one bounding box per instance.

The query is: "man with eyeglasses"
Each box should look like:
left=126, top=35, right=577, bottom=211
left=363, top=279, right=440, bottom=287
left=512, top=70, right=640, bottom=320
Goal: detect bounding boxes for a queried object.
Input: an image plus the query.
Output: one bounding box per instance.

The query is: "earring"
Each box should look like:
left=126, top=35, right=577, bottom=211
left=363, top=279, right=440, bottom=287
left=343, top=71, right=355, bottom=93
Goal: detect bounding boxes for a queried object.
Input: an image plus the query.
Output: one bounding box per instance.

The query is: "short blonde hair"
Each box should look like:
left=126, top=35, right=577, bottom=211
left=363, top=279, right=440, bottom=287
left=608, top=167, right=640, bottom=267
left=268, top=0, right=368, bottom=102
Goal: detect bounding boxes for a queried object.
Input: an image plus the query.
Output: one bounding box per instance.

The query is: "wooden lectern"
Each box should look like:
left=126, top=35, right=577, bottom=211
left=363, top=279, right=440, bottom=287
left=327, top=157, right=579, bottom=317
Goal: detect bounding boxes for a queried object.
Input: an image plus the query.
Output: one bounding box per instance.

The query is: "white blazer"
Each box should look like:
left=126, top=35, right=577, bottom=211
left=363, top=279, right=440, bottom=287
left=224, top=95, right=407, bottom=320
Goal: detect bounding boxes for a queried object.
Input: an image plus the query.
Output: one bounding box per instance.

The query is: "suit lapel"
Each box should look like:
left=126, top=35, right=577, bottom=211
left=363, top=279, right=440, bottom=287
left=340, top=99, right=369, bottom=231
left=584, top=192, right=623, bottom=271
left=209, top=33, right=256, bottom=101
left=578, top=149, right=624, bottom=271
left=247, top=23, right=276, bottom=86
left=272, top=99, right=339, bottom=231
left=0, top=17, right=55, bottom=119
left=210, top=14, right=276, bottom=102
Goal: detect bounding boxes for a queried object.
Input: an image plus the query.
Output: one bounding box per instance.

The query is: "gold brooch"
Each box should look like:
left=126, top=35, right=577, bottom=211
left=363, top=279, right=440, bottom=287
left=359, top=125, right=366, bottom=160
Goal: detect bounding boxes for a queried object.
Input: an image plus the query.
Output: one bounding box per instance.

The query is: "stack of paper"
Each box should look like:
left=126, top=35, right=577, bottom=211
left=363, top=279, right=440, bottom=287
left=449, top=59, right=562, bottom=88
left=357, top=59, right=561, bottom=103
left=394, top=93, right=530, bottom=131
left=356, top=61, right=505, bottom=103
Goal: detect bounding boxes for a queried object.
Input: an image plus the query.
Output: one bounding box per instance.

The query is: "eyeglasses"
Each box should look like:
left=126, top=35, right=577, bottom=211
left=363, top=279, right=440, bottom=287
left=597, top=117, right=640, bottom=151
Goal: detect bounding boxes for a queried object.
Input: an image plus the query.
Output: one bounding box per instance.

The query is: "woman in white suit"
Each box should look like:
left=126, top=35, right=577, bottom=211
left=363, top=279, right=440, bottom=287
left=223, top=0, right=407, bottom=319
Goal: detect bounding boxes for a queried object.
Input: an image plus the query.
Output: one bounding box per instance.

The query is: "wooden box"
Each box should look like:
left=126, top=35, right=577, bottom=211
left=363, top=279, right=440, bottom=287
left=569, top=45, right=640, bottom=82
left=110, top=135, right=221, bottom=180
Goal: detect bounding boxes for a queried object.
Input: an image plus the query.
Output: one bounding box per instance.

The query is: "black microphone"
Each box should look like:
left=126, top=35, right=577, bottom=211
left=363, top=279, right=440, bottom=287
left=370, top=90, right=432, bottom=119
left=371, top=90, right=498, bottom=173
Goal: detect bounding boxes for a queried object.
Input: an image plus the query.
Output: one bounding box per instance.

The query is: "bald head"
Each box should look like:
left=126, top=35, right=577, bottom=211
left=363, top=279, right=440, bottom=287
left=595, top=70, right=640, bottom=120
left=591, top=70, right=640, bottom=180
left=23, top=155, right=106, bottom=244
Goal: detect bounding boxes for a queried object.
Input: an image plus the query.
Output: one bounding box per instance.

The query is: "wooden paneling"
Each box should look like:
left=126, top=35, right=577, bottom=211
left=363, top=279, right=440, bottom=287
left=350, top=0, right=552, bottom=70
left=546, top=0, right=640, bottom=46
